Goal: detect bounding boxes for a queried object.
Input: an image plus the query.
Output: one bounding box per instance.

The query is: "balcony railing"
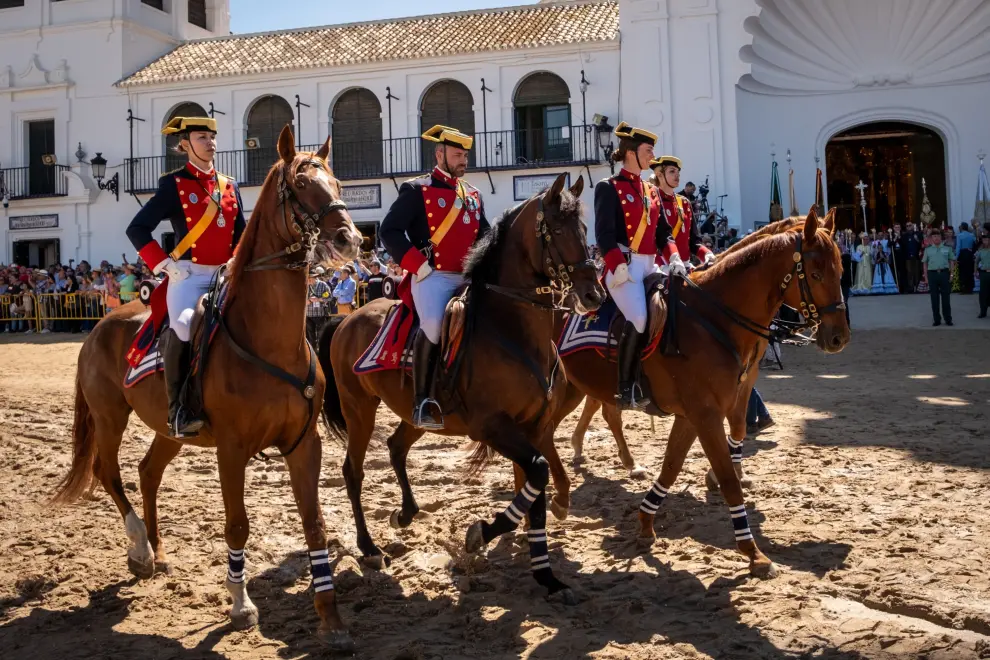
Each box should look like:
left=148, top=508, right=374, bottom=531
left=124, top=125, right=603, bottom=194
left=0, top=165, right=71, bottom=200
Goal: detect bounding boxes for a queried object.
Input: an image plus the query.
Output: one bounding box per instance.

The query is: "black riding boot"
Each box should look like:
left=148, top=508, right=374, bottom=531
left=411, top=329, right=443, bottom=430
left=616, top=321, right=647, bottom=411
left=162, top=328, right=203, bottom=437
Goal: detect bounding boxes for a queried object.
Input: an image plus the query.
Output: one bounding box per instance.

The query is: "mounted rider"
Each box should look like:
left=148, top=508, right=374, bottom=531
left=649, top=154, right=715, bottom=273
left=125, top=116, right=246, bottom=438
left=594, top=122, right=663, bottom=411
left=379, top=124, right=489, bottom=430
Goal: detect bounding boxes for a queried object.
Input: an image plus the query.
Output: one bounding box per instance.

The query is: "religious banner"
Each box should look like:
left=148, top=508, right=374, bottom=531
left=814, top=167, right=824, bottom=215
left=9, top=214, right=59, bottom=230
left=340, top=184, right=381, bottom=210
left=769, top=159, right=783, bottom=222
left=788, top=161, right=799, bottom=217
left=974, top=154, right=990, bottom=229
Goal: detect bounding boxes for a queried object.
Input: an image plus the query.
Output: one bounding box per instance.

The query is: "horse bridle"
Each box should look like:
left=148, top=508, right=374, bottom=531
left=485, top=193, right=597, bottom=310
left=218, top=157, right=348, bottom=461
left=778, top=233, right=846, bottom=328
left=245, top=159, right=349, bottom=272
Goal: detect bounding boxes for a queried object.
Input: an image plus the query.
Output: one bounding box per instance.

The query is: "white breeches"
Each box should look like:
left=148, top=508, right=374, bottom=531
left=166, top=262, right=219, bottom=342
left=606, top=252, right=658, bottom=333
left=411, top=271, right=464, bottom=343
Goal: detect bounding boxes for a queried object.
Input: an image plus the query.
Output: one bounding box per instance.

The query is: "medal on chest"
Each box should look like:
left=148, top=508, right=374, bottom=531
left=189, top=192, right=199, bottom=205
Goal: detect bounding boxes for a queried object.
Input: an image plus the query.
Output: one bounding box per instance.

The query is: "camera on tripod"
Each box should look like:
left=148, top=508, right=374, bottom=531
left=698, top=176, right=710, bottom=201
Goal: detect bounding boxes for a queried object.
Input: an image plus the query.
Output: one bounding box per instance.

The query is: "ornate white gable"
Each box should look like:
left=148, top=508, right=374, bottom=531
left=738, top=0, right=990, bottom=95
left=0, top=55, right=72, bottom=92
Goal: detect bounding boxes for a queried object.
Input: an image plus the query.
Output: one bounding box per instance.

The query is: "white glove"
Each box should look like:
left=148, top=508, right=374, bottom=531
left=156, top=258, right=189, bottom=282
left=415, top=261, right=433, bottom=282
left=667, top=253, right=688, bottom=278
left=610, top=262, right=632, bottom=287
left=703, top=251, right=717, bottom=267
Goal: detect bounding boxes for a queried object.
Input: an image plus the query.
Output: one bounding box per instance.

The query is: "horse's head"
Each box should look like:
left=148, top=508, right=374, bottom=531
left=781, top=208, right=850, bottom=353
left=530, top=173, right=605, bottom=314
left=274, top=125, right=362, bottom=266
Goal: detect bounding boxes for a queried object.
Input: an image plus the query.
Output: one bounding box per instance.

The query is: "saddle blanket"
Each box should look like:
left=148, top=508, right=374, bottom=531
left=123, top=281, right=229, bottom=388
left=352, top=302, right=417, bottom=374
left=558, top=295, right=663, bottom=359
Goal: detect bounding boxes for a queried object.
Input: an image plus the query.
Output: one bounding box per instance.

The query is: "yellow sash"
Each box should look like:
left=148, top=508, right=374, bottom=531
left=430, top=181, right=467, bottom=247
left=670, top=195, right=686, bottom=239
left=629, top=181, right=651, bottom=253
left=170, top=174, right=228, bottom=260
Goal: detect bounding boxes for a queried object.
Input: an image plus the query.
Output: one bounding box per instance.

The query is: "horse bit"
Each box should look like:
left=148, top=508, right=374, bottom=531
left=779, top=233, right=846, bottom=329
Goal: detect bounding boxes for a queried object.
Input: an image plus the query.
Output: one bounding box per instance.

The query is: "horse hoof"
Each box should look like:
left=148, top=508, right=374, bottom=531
left=547, top=588, right=578, bottom=606
left=636, top=534, right=657, bottom=549
left=360, top=554, right=390, bottom=571
left=318, top=628, right=355, bottom=653
left=705, top=469, right=720, bottom=492
left=465, top=521, right=485, bottom=554
left=154, top=560, right=173, bottom=576
left=629, top=466, right=649, bottom=480
left=230, top=607, right=260, bottom=630
left=750, top=560, right=779, bottom=579
left=739, top=476, right=754, bottom=489
left=127, top=555, right=155, bottom=580
left=389, top=510, right=403, bottom=529
left=549, top=499, right=569, bottom=521
left=571, top=453, right=585, bottom=466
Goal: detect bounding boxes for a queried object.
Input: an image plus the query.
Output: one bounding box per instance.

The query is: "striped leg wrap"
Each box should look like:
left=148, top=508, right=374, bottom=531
left=308, top=548, right=334, bottom=593
left=528, top=528, right=550, bottom=574
left=730, top=504, right=753, bottom=542
left=227, top=547, right=245, bottom=584
left=482, top=481, right=541, bottom=543
left=728, top=438, right=743, bottom=464
left=639, top=480, right=669, bottom=515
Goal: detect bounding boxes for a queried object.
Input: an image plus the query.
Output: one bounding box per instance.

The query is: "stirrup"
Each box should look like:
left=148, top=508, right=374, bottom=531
left=170, top=407, right=203, bottom=438
left=412, top=397, right=444, bottom=430
left=615, top=382, right=648, bottom=411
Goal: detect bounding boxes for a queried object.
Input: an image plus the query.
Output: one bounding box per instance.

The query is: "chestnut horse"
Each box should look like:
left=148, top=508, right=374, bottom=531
left=52, top=126, right=362, bottom=651
left=553, top=209, right=850, bottom=576
left=320, top=173, right=605, bottom=602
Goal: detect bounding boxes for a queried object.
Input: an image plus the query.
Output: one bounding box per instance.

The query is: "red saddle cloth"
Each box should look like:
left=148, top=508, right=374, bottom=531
left=353, top=274, right=418, bottom=373
left=126, top=279, right=169, bottom=368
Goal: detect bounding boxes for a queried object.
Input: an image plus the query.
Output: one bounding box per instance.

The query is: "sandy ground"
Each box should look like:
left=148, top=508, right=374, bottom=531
left=1, top=294, right=989, bottom=659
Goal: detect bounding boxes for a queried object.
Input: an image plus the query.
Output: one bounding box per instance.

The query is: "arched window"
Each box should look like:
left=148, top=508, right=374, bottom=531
left=331, top=88, right=383, bottom=179
left=420, top=80, right=475, bottom=171
left=163, top=102, right=208, bottom=172
left=245, top=95, right=294, bottom=185
left=513, top=72, right=571, bottom=163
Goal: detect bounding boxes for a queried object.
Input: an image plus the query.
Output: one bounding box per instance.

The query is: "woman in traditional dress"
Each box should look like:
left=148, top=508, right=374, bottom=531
left=850, top=232, right=874, bottom=295
left=871, top=235, right=898, bottom=294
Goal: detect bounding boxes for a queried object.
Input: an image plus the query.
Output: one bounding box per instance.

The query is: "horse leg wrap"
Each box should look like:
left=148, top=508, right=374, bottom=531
left=227, top=547, right=245, bottom=584
left=528, top=527, right=555, bottom=583
left=639, top=480, right=669, bottom=515
left=308, top=548, right=334, bottom=594
left=481, top=481, right=541, bottom=544
left=728, top=438, right=744, bottom=464
left=730, top=504, right=753, bottom=542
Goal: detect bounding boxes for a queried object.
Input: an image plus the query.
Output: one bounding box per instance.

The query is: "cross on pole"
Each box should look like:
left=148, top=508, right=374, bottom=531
left=856, top=179, right=869, bottom=233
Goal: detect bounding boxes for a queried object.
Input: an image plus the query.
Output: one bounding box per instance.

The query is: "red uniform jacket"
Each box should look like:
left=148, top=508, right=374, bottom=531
left=594, top=169, right=662, bottom=274
left=125, top=163, right=246, bottom=270
left=656, top=189, right=712, bottom=266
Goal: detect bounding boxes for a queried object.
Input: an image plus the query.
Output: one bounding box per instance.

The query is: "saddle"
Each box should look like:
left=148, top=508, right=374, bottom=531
left=352, top=274, right=468, bottom=375
left=124, top=272, right=229, bottom=417
left=558, top=274, right=668, bottom=360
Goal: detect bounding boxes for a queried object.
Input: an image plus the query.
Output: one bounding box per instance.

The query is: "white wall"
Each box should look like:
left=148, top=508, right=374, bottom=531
left=735, top=80, right=990, bottom=232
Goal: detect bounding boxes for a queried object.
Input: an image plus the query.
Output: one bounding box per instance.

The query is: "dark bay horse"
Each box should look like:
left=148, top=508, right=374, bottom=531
left=554, top=209, right=850, bottom=577
left=320, top=173, right=604, bottom=602
left=52, top=126, right=362, bottom=651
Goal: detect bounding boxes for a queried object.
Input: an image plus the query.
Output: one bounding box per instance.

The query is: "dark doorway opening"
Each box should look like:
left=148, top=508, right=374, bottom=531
left=28, top=120, right=56, bottom=196
left=12, top=238, right=60, bottom=268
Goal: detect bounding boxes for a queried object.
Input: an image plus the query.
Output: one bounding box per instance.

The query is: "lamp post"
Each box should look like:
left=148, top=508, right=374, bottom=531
left=579, top=71, right=589, bottom=161
left=90, top=152, right=119, bottom=202
left=594, top=114, right=614, bottom=174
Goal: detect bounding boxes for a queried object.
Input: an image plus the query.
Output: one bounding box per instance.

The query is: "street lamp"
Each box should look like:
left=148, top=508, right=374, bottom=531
left=593, top=114, right=615, bottom=174
left=90, top=152, right=119, bottom=202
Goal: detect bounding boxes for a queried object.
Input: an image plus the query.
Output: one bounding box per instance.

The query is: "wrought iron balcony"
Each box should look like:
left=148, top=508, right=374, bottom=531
left=124, top=125, right=602, bottom=194
left=0, top=165, right=71, bottom=200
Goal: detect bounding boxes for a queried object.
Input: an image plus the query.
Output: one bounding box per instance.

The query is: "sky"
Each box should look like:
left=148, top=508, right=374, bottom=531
left=230, top=0, right=539, bottom=34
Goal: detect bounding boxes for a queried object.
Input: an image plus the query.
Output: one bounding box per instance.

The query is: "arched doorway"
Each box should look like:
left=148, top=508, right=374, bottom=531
left=331, top=88, right=383, bottom=179
left=513, top=72, right=571, bottom=164
left=825, top=122, right=947, bottom=233
left=245, top=95, right=294, bottom=185
left=420, top=80, right=475, bottom=171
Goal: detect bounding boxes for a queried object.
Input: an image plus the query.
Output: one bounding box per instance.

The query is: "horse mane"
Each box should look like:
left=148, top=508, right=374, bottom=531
left=694, top=216, right=833, bottom=285
left=461, top=188, right=583, bottom=289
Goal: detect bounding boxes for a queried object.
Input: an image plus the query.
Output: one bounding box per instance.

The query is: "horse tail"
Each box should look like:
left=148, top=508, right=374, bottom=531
left=465, top=441, right=499, bottom=476
left=318, top=316, right=347, bottom=443
left=51, top=372, right=97, bottom=505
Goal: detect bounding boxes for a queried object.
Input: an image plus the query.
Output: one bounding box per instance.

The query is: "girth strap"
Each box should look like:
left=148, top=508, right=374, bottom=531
left=218, top=312, right=317, bottom=460
left=491, top=332, right=560, bottom=420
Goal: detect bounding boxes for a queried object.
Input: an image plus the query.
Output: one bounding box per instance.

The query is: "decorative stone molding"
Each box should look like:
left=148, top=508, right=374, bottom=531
left=738, top=0, right=990, bottom=95
left=1, top=55, right=72, bottom=93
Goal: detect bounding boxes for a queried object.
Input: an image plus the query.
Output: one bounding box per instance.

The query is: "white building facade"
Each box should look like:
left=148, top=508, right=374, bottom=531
left=2, top=0, right=988, bottom=267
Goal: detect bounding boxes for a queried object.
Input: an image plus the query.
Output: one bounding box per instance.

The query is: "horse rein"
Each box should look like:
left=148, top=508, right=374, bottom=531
left=218, top=158, right=347, bottom=461
left=245, top=159, right=349, bottom=272
left=484, top=193, right=597, bottom=310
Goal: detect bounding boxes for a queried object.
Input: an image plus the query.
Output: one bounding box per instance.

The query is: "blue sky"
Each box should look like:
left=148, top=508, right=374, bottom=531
left=230, top=0, right=538, bottom=34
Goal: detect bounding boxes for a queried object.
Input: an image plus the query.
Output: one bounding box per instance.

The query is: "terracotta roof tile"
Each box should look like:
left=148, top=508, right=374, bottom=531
left=118, top=1, right=618, bottom=87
